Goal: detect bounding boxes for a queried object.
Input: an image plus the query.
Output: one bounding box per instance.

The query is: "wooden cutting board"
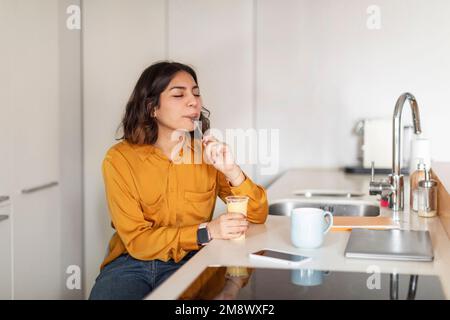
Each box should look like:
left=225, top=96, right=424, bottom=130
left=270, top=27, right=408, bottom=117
left=331, top=216, right=398, bottom=231
left=432, top=162, right=450, bottom=240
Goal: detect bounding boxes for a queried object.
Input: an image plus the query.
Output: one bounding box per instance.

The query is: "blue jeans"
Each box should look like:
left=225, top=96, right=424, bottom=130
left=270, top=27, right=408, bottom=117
left=89, top=250, right=198, bottom=300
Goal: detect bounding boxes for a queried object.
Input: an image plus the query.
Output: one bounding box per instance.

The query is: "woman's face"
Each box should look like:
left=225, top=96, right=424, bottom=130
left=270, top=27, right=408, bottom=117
left=155, top=71, right=203, bottom=133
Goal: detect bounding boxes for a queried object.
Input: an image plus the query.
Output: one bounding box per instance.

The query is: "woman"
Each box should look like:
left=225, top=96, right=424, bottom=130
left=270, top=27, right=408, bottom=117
left=89, top=61, right=268, bottom=300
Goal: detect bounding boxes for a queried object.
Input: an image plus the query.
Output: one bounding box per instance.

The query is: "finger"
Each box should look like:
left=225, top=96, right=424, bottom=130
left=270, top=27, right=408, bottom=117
left=216, top=143, right=223, bottom=158
left=211, top=144, right=220, bottom=164
left=206, top=141, right=220, bottom=161
left=202, top=135, right=212, bottom=143
left=225, top=223, right=248, bottom=231
left=210, top=141, right=221, bottom=154
left=203, top=147, right=213, bottom=164
left=204, top=142, right=216, bottom=164
left=227, top=231, right=246, bottom=239
left=215, top=144, right=225, bottom=165
left=202, top=135, right=218, bottom=145
left=223, top=145, right=235, bottom=166
left=218, top=143, right=229, bottom=165
left=224, top=219, right=249, bottom=228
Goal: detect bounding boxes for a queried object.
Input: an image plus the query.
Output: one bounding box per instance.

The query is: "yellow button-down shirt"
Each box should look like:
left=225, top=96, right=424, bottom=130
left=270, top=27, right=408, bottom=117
left=100, top=138, right=268, bottom=270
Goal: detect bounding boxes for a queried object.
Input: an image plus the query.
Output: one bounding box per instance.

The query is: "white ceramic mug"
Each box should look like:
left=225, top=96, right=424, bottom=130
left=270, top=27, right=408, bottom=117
left=291, top=208, right=333, bottom=249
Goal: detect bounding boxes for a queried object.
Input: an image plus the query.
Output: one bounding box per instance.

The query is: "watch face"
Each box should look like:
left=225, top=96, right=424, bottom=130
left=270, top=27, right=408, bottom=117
left=197, top=228, right=209, bottom=244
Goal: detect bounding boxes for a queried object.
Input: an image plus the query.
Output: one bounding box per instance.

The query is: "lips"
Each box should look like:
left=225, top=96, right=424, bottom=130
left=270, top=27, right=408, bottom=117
left=184, top=114, right=200, bottom=121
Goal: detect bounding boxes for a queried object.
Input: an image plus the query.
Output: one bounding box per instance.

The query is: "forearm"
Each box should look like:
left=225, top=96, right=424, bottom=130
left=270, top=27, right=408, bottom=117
left=117, top=223, right=200, bottom=261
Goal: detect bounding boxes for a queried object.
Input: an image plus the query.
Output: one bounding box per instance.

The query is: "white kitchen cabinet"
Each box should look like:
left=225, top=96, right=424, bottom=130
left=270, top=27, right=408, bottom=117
left=0, top=0, right=14, bottom=300
left=12, top=186, right=61, bottom=299
left=11, top=0, right=60, bottom=191
left=0, top=203, right=12, bottom=300
left=0, top=0, right=14, bottom=197
left=6, top=0, right=62, bottom=299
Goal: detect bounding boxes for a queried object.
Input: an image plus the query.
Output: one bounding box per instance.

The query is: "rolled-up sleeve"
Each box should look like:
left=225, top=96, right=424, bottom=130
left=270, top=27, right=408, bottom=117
left=217, top=170, right=269, bottom=224
left=102, top=150, right=200, bottom=262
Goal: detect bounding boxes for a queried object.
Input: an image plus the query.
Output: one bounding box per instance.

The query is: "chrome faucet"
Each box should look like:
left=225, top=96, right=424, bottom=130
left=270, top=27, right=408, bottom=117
left=369, top=93, right=422, bottom=211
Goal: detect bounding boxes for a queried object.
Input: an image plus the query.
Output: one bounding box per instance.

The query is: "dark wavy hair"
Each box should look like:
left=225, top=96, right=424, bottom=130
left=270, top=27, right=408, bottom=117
left=117, top=61, right=210, bottom=145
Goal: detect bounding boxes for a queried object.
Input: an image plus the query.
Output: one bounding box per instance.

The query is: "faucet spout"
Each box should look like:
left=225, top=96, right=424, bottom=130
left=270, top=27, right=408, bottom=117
left=393, top=93, right=422, bottom=176
left=370, top=92, right=423, bottom=212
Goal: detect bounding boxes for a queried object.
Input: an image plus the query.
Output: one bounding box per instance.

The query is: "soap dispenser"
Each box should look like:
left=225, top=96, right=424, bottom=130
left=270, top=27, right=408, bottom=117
left=417, top=168, right=438, bottom=218
left=410, top=159, right=426, bottom=212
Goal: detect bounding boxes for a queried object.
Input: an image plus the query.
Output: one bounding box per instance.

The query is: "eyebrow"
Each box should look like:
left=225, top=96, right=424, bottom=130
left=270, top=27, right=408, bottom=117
left=169, top=85, right=199, bottom=91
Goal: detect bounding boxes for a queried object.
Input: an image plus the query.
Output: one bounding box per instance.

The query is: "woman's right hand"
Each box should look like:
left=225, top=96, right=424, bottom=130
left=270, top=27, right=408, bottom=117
left=207, top=213, right=248, bottom=240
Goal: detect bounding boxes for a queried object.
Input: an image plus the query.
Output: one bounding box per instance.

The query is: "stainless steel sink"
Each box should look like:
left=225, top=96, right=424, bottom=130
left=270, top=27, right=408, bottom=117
left=293, top=190, right=365, bottom=198
left=269, top=199, right=380, bottom=217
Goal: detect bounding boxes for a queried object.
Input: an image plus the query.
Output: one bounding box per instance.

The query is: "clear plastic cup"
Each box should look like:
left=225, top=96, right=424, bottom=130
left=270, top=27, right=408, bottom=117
left=225, top=196, right=249, bottom=240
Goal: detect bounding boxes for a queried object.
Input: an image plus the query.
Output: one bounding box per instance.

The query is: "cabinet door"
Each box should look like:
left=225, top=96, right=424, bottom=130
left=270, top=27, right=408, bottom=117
left=7, top=0, right=62, bottom=300
left=0, top=0, right=13, bottom=197
left=13, top=186, right=61, bottom=299
left=11, top=0, right=59, bottom=191
left=0, top=1, right=14, bottom=300
left=0, top=204, right=12, bottom=300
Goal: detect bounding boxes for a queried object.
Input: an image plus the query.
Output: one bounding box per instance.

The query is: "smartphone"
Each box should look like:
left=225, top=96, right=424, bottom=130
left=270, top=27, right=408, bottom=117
left=249, top=249, right=311, bottom=266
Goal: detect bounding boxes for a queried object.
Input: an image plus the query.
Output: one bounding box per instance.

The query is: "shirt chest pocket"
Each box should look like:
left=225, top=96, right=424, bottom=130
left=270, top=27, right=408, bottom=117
left=183, top=185, right=217, bottom=222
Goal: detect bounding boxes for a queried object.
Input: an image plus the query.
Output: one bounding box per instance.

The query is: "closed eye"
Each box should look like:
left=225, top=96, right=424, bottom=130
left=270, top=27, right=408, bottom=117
left=173, top=94, right=201, bottom=98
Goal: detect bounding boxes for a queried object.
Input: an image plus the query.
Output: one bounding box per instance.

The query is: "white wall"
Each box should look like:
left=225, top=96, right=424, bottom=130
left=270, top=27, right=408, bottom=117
left=168, top=0, right=255, bottom=177
left=256, top=0, right=450, bottom=185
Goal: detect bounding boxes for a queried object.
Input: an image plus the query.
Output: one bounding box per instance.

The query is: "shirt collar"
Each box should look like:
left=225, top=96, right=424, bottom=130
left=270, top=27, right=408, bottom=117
left=128, top=138, right=198, bottom=162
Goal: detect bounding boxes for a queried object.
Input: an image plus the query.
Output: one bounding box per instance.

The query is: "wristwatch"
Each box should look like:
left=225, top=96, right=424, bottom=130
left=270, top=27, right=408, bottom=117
left=197, top=223, right=211, bottom=246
